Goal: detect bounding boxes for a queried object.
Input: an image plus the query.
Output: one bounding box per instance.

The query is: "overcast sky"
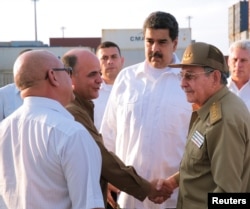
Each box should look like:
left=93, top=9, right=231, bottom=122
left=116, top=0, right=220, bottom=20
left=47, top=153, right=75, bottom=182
left=0, top=0, right=242, bottom=54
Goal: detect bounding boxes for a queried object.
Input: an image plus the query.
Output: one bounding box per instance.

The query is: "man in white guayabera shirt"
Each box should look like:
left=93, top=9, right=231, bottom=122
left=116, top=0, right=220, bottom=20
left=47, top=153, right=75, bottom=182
left=100, top=11, right=192, bottom=209
left=0, top=50, right=104, bottom=209
left=93, top=41, right=124, bottom=131
left=227, top=40, right=250, bottom=111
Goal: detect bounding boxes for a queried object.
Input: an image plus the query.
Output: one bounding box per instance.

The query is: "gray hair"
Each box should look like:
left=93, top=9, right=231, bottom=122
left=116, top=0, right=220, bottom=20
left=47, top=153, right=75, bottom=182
left=203, top=66, right=227, bottom=85
left=229, top=40, right=250, bottom=55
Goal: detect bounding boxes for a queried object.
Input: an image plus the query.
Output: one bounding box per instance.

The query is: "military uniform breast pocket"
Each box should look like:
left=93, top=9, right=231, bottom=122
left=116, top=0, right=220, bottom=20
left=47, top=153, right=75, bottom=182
left=188, top=130, right=207, bottom=160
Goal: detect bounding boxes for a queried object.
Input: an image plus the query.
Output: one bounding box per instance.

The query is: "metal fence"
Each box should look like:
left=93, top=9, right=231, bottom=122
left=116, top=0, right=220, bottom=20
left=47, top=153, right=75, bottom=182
left=0, top=70, right=13, bottom=87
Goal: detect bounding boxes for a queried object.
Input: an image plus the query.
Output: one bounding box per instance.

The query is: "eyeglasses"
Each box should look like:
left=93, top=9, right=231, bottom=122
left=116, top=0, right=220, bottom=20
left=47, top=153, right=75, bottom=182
left=178, top=70, right=214, bottom=81
left=52, top=67, right=73, bottom=76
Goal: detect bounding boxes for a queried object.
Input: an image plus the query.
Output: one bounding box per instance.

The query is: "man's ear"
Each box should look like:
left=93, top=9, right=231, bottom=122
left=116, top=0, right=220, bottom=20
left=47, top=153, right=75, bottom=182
left=213, top=70, right=222, bottom=84
left=121, top=56, right=125, bottom=67
left=172, top=38, right=178, bottom=52
left=47, top=70, right=59, bottom=87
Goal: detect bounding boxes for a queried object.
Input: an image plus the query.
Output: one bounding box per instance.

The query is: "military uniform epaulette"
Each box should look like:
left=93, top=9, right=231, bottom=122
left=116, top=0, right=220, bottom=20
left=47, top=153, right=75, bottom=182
left=209, top=102, right=222, bottom=125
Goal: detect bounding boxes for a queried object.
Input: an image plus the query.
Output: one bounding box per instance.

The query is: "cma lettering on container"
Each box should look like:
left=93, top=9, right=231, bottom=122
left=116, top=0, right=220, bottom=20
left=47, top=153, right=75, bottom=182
left=130, top=35, right=144, bottom=42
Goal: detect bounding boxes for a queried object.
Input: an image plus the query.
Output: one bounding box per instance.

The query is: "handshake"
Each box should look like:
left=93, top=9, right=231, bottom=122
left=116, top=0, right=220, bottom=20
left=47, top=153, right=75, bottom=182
left=148, top=173, right=179, bottom=204
left=107, top=172, right=179, bottom=208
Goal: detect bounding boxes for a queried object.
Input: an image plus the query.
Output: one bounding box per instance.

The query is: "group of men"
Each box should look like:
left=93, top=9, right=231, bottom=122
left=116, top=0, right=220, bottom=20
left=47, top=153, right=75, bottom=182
left=0, top=11, right=250, bottom=209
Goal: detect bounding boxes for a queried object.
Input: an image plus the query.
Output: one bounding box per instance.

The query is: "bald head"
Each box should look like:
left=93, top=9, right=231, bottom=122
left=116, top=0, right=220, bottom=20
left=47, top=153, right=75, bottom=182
left=14, top=50, right=62, bottom=90
left=14, top=50, right=74, bottom=106
left=62, top=49, right=99, bottom=73
left=62, top=48, right=102, bottom=100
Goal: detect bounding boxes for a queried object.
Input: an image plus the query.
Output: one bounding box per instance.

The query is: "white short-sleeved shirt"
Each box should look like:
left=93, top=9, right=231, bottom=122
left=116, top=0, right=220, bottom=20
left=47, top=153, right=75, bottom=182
left=227, top=77, right=250, bottom=111
left=93, top=81, right=113, bottom=131
left=0, top=97, right=104, bottom=209
left=100, top=55, right=192, bottom=209
left=0, top=83, right=23, bottom=121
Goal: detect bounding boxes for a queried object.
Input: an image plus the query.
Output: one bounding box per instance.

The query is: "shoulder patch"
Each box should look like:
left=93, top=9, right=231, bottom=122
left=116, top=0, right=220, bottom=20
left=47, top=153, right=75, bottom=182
left=209, top=102, right=222, bottom=125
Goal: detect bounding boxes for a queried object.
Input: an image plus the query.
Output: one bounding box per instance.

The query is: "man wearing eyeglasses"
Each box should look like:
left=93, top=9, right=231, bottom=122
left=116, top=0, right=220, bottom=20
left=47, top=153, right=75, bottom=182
left=165, top=42, right=250, bottom=209
left=0, top=50, right=104, bottom=209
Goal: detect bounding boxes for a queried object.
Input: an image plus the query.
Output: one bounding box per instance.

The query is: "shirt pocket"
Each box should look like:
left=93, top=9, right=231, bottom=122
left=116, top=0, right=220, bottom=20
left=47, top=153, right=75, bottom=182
left=187, top=133, right=207, bottom=161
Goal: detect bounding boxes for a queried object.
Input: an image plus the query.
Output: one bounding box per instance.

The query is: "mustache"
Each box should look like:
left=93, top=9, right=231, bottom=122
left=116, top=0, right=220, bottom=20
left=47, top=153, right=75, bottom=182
left=149, top=52, right=163, bottom=59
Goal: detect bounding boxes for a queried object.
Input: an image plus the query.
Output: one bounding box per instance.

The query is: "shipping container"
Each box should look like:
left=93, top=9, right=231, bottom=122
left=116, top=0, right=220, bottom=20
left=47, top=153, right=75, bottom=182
left=102, top=29, right=144, bottom=49
left=240, top=1, right=248, bottom=32
left=240, top=30, right=249, bottom=39
left=228, top=6, right=235, bottom=36
left=249, top=1, right=250, bottom=31
left=231, top=1, right=248, bottom=34
left=229, top=31, right=249, bottom=45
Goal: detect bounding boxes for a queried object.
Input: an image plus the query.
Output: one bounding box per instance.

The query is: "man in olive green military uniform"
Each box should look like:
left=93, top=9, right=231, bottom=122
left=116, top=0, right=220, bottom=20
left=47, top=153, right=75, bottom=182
left=164, top=42, right=250, bottom=209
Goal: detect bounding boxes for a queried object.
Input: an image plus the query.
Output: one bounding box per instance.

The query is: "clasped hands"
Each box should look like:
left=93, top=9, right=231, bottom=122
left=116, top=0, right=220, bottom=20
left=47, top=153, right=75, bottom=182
left=147, top=177, right=177, bottom=204
left=107, top=177, right=177, bottom=208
